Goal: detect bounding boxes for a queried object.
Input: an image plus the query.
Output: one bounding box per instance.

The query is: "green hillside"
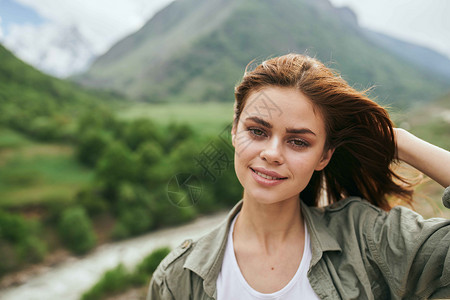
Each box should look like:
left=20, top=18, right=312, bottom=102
left=0, top=44, right=105, bottom=276
left=77, top=0, right=449, bottom=106
left=0, top=43, right=120, bottom=213
left=0, top=43, right=243, bottom=278
left=0, top=44, right=120, bottom=140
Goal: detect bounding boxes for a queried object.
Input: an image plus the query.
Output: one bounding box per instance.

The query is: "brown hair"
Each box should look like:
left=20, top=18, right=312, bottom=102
left=234, top=54, right=413, bottom=210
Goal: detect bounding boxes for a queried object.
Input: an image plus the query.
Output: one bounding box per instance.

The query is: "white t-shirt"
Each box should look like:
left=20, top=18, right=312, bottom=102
left=216, top=213, right=320, bottom=300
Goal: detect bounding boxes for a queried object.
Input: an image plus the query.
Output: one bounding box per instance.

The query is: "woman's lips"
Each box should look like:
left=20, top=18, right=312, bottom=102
left=250, top=167, right=287, bottom=186
left=250, top=167, right=287, bottom=179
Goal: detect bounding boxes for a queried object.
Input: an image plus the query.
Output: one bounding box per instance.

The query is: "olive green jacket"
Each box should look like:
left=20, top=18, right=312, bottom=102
left=148, top=190, right=450, bottom=299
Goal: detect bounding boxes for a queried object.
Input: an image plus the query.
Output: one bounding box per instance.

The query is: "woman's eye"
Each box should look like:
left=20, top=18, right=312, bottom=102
left=290, top=139, right=309, bottom=148
left=248, top=128, right=266, bottom=137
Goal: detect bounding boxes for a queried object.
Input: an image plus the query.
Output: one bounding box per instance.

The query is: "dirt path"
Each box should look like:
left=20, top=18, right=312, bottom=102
left=0, top=211, right=228, bottom=300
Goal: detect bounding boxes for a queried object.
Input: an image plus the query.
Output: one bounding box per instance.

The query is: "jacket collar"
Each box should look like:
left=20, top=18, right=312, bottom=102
left=183, top=199, right=342, bottom=297
left=300, top=201, right=342, bottom=266
left=184, top=200, right=243, bottom=297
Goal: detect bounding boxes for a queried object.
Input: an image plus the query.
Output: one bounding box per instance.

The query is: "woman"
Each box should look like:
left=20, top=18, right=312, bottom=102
left=148, top=54, right=450, bottom=299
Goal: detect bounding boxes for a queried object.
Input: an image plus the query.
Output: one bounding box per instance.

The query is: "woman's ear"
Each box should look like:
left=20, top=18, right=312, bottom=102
left=315, top=148, right=335, bottom=171
left=231, top=123, right=237, bottom=147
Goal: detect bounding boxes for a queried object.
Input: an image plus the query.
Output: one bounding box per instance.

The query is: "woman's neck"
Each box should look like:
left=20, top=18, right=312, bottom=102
left=234, top=194, right=304, bottom=255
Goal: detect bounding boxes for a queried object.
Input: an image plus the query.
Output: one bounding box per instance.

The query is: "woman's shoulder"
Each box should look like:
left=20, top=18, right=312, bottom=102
left=304, top=195, right=448, bottom=236
left=305, top=196, right=385, bottom=222
left=311, top=195, right=450, bottom=236
left=151, top=239, right=195, bottom=285
left=325, top=196, right=382, bottom=213
left=148, top=239, right=200, bottom=299
left=152, top=215, right=231, bottom=284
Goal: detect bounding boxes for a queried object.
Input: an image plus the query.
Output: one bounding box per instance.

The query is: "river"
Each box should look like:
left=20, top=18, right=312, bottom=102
left=0, top=211, right=228, bottom=300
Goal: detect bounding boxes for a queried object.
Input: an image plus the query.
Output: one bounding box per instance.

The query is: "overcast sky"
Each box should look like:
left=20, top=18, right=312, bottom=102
left=329, top=0, right=450, bottom=59
left=0, top=0, right=174, bottom=53
left=0, top=0, right=449, bottom=76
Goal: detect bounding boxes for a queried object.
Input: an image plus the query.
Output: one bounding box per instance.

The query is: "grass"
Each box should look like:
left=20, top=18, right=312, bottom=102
left=115, top=101, right=234, bottom=135
left=0, top=130, right=94, bottom=208
left=0, top=128, right=32, bottom=149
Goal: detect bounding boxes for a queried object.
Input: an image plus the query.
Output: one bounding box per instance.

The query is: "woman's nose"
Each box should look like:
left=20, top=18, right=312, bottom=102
left=260, top=137, right=284, bottom=164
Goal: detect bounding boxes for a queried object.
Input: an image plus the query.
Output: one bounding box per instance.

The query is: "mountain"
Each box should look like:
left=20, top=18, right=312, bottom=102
left=2, top=23, right=97, bottom=78
left=363, top=30, right=450, bottom=79
left=0, top=43, right=120, bottom=137
left=76, top=0, right=450, bottom=106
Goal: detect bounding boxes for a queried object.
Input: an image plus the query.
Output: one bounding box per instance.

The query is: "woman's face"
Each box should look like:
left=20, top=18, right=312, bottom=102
left=232, top=86, right=333, bottom=205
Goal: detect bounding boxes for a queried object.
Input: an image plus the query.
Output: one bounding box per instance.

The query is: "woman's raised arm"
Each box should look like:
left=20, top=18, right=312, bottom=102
left=394, top=128, right=450, bottom=188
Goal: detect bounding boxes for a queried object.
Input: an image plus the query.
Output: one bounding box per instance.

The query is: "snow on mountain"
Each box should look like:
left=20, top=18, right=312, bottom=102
left=0, top=0, right=174, bottom=78
left=3, top=23, right=95, bottom=77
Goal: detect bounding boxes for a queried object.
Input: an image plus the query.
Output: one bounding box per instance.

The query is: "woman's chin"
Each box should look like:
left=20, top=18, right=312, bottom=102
left=243, top=190, right=298, bottom=206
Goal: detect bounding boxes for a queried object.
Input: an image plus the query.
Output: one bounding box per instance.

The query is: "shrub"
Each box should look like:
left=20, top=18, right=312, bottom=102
left=109, top=183, right=157, bottom=240
left=96, top=141, right=137, bottom=185
left=80, top=246, right=171, bottom=300
left=147, top=187, right=197, bottom=228
left=111, top=206, right=153, bottom=240
left=81, top=264, right=131, bottom=300
left=136, top=141, right=163, bottom=166
left=136, top=141, right=164, bottom=184
left=120, top=207, right=152, bottom=235
left=76, top=130, right=111, bottom=167
left=16, top=235, right=47, bottom=263
left=0, top=210, right=29, bottom=243
left=164, top=122, right=195, bottom=151
left=58, top=207, right=96, bottom=255
left=0, top=211, right=47, bottom=276
left=136, top=247, right=171, bottom=275
left=76, top=108, right=117, bottom=136
left=123, top=119, right=162, bottom=151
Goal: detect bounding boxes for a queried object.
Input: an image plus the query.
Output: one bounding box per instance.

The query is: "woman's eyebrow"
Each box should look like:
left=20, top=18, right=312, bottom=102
left=246, top=116, right=272, bottom=128
left=286, top=127, right=316, bottom=136
left=246, top=116, right=316, bottom=136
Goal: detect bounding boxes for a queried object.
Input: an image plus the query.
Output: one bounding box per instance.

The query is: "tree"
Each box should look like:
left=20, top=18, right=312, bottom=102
left=58, top=207, right=97, bottom=255
left=96, top=141, right=137, bottom=185
left=124, top=119, right=162, bottom=151
left=77, top=130, right=111, bottom=167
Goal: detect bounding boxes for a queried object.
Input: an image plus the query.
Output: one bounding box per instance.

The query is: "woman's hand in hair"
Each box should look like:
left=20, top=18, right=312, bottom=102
left=394, top=128, right=450, bottom=188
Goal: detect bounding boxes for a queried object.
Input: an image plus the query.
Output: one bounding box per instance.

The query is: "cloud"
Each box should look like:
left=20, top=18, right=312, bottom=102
left=2, top=0, right=174, bottom=76
left=3, top=22, right=95, bottom=76
left=14, top=0, right=174, bottom=53
left=0, top=16, right=3, bottom=40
